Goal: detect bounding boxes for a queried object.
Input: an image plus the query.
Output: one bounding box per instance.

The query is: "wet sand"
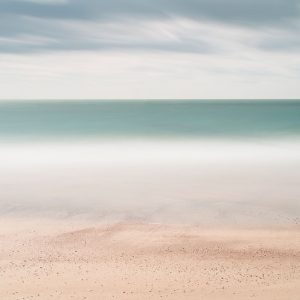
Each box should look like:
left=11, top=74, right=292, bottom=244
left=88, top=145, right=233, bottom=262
left=1, top=218, right=300, bottom=299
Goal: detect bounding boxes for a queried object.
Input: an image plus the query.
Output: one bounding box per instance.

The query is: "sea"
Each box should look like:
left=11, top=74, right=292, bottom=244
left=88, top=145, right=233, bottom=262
left=0, top=100, right=299, bottom=226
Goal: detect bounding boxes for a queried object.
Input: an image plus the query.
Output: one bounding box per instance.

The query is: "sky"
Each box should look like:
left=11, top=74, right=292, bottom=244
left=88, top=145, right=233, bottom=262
left=0, top=0, right=300, bottom=100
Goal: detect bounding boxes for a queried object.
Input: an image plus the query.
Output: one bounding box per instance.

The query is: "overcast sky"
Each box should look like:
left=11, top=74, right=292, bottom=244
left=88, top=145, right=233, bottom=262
left=0, top=0, right=299, bottom=99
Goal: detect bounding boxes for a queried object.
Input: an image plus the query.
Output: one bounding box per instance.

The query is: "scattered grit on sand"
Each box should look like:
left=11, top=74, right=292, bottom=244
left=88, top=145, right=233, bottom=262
left=0, top=219, right=300, bottom=300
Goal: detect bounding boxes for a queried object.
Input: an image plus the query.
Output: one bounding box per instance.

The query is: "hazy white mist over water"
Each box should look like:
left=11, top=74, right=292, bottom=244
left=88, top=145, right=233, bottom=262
left=1, top=140, right=300, bottom=226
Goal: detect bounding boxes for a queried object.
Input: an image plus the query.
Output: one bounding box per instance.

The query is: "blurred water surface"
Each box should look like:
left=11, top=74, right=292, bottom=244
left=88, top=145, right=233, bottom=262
left=0, top=100, right=299, bottom=140
left=0, top=100, right=299, bottom=225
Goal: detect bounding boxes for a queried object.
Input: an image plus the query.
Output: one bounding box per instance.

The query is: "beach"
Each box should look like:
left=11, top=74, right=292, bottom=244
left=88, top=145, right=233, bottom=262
left=1, top=146, right=300, bottom=300
left=1, top=101, right=300, bottom=299
left=1, top=0, right=300, bottom=292
left=1, top=219, right=300, bottom=300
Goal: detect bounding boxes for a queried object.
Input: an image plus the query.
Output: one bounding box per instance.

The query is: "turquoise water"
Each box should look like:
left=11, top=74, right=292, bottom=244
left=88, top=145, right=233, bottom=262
left=0, top=100, right=299, bottom=140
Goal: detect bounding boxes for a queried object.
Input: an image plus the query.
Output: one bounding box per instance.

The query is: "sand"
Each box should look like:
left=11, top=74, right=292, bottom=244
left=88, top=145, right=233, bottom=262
left=0, top=218, right=300, bottom=300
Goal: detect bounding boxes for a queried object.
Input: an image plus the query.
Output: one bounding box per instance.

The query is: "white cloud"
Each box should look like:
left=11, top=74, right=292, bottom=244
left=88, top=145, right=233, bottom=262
left=0, top=42, right=299, bottom=99
left=0, top=2, right=299, bottom=99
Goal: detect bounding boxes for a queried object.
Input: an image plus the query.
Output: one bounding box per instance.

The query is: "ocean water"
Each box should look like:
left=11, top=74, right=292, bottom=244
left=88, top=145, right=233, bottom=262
left=0, top=100, right=300, bottom=226
left=0, top=100, right=300, bottom=140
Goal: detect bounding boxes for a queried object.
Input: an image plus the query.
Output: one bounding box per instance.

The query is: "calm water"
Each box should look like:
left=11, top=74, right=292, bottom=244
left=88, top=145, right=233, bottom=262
left=0, top=100, right=299, bottom=140
left=0, top=100, right=300, bottom=224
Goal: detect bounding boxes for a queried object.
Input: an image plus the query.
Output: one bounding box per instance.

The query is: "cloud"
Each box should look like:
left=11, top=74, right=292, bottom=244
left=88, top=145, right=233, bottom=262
left=1, top=0, right=300, bottom=23
left=257, top=27, right=300, bottom=52
left=0, top=0, right=299, bottom=54
left=0, top=18, right=219, bottom=54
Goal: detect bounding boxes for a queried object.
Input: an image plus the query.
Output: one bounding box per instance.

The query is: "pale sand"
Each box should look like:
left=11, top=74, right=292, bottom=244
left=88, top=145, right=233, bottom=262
left=1, top=219, right=300, bottom=300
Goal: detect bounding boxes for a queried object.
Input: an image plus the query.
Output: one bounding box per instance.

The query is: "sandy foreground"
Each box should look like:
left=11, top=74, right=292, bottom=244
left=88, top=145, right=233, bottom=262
left=0, top=218, right=300, bottom=300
